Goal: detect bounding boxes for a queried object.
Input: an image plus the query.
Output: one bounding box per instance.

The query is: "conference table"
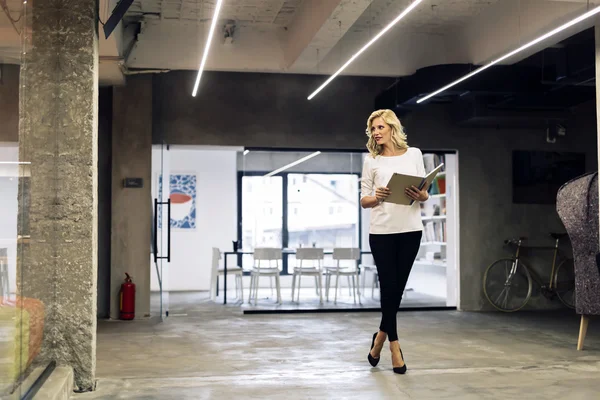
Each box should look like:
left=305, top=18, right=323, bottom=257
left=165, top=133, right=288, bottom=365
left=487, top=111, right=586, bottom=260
left=220, top=249, right=373, bottom=304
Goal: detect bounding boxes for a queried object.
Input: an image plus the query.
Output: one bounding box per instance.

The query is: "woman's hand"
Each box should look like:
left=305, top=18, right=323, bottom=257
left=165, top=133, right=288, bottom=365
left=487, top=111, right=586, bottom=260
left=375, top=187, right=391, bottom=203
left=405, top=185, right=429, bottom=202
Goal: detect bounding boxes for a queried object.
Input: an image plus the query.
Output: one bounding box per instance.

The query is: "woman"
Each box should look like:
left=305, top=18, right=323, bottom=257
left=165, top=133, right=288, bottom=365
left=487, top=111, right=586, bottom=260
left=360, top=109, right=429, bottom=374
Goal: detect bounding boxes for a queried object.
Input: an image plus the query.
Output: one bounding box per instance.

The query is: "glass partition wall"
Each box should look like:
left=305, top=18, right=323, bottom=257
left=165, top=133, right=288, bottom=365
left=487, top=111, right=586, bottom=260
left=237, top=148, right=459, bottom=311
left=0, top=1, right=55, bottom=396
left=0, top=159, right=48, bottom=397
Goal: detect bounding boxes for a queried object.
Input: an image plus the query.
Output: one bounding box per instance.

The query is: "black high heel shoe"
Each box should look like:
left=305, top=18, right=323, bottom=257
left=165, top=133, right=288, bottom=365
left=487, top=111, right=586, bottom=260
left=367, top=332, right=380, bottom=367
left=393, top=347, right=407, bottom=375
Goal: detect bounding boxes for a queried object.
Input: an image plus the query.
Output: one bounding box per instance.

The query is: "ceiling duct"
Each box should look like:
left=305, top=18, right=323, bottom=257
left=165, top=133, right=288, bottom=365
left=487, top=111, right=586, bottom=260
left=375, top=28, right=595, bottom=127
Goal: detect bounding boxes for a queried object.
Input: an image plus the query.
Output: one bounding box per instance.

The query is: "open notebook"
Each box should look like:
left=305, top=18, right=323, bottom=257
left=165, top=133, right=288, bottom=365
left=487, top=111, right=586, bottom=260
left=383, top=163, right=444, bottom=206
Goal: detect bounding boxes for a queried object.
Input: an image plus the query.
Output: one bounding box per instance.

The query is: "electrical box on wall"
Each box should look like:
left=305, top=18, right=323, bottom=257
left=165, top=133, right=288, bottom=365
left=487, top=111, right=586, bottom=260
left=123, top=178, right=143, bottom=188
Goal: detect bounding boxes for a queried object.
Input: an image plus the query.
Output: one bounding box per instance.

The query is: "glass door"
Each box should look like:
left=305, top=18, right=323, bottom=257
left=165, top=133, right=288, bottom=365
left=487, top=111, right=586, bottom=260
left=152, top=141, right=171, bottom=320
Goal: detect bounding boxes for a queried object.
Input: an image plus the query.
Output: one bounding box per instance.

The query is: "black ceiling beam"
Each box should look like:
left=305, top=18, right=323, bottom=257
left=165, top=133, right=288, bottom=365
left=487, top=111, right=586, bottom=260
left=375, top=63, right=550, bottom=109
left=450, top=96, right=572, bottom=128
left=374, top=27, right=595, bottom=119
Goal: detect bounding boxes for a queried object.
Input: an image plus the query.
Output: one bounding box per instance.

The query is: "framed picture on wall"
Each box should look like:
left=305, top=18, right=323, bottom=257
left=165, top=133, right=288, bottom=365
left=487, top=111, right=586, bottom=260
left=158, top=173, right=197, bottom=230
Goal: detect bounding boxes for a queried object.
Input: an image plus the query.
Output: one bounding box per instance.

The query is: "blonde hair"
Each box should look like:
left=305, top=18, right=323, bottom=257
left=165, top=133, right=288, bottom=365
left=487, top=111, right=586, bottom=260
left=365, top=109, right=408, bottom=157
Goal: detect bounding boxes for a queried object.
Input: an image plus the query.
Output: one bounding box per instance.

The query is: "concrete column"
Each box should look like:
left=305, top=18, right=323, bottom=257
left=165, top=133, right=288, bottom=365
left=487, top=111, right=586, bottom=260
left=110, top=75, right=152, bottom=320
left=17, top=0, right=98, bottom=392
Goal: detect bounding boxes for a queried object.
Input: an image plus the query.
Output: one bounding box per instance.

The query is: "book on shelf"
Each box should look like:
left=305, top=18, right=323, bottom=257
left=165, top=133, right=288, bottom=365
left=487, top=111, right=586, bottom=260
left=423, top=153, right=446, bottom=174
left=422, top=153, right=446, bottom=195
left=421, top=220, right=446, bottom=243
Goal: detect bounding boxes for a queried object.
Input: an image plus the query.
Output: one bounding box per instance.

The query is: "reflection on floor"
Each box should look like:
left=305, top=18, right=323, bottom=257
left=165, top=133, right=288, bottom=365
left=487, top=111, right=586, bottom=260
left=75, top=296, right=599, bottom=399
left=240, top=288, right=448, bottom=313
left=152, top=289, right=448, bottom=314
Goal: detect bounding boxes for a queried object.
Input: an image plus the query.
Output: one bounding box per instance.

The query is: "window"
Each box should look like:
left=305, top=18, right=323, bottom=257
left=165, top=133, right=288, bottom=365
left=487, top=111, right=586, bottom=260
left=241, top=176, right=283, bottom=251
left=239, top=152, right=362, bottom=274
left=287, top=174, right=359, bottom=251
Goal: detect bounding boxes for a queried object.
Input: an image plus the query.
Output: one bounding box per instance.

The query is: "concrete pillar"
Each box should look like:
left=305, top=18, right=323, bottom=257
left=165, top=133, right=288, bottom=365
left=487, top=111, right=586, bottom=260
left=110, top=75, right=152, bottom=320
left=17, top=0, right=98, bottom=391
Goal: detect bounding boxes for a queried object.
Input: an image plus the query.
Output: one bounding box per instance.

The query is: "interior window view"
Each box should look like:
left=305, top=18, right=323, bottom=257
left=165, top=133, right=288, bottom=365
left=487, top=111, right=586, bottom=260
left=1, top=0, right=600, bottom=398
left=231, top=149, right=458, bottom=311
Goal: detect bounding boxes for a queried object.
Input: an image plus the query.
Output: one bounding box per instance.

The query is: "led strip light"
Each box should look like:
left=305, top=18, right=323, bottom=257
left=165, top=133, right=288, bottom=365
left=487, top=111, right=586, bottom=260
left=192, top=0, right=224, bottom=97
left=264, top=152, right=322, bottom=177
left=307, top=0, right=424, bottom=100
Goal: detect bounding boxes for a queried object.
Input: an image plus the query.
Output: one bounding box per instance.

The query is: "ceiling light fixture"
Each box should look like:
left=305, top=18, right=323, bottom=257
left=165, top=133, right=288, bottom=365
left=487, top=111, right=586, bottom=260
left=307, top=0, right=424, bottom=100
left=264, top=152, right=322, bottom=177
left=192, top=0, right=224, bottom=97
left=416, top=5, right=600, bottom=104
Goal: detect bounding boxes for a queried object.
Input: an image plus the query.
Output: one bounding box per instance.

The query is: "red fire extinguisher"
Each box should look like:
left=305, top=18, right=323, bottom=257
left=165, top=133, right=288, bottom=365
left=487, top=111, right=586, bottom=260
left=120, top=273, right=135, bottom=320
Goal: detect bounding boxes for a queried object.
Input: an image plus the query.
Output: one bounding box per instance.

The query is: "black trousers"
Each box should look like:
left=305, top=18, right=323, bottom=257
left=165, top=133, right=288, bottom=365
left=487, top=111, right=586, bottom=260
left=369, top=231, right=422, bottom=342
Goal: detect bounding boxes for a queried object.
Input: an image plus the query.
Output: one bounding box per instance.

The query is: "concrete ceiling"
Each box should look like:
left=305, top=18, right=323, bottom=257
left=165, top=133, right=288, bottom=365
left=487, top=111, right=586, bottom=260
left=127, top=0, right=305, bottom=27
left=123, top=0, right=600, bottom=77
left=0, top=0, right=598, bottom=86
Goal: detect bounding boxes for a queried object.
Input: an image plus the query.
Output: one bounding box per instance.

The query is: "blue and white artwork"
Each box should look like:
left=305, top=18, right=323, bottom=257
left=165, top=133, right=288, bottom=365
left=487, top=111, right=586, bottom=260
left=158, top=174, right=197, bottom=229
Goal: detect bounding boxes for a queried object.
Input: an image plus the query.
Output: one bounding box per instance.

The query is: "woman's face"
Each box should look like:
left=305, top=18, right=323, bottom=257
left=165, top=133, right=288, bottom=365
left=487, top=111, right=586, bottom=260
left=371, top=117, right=392, bottom=146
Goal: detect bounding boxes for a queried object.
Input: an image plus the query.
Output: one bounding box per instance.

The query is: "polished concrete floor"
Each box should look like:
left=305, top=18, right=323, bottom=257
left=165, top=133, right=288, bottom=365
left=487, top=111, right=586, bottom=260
left=72, top=295, right=600, bottom=399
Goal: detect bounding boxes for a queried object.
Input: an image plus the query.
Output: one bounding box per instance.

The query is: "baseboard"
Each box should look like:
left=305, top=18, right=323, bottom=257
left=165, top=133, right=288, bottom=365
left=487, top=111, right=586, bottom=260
left=28, top=366, right=73, bottom=400
left=243, top=306, right=456, bottom=315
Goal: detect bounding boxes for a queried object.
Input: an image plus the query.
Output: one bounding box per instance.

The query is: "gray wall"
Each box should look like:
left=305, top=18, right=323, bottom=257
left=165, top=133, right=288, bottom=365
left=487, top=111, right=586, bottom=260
left=153, top=70, right=598, bottom=311
left=111, top=76, right=153, bottom=319
left=97, top=87, right=112, bottom=318
left=0, top=64, right=19, bottom=142
left=403, top=102, right=597, bottom=310
left=153, top=71, right=394, bottom=148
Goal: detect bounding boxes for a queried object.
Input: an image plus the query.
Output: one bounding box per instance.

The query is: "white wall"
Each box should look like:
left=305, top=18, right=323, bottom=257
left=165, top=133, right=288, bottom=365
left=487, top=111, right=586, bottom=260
left=151, top=147, right=238, bottom=291
left=0, top=143, right=19, bottom=297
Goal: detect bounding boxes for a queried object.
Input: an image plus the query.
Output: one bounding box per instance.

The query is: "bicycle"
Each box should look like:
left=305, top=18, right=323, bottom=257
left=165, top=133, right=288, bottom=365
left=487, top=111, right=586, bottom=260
left=483, top=233, right=575, bottom=312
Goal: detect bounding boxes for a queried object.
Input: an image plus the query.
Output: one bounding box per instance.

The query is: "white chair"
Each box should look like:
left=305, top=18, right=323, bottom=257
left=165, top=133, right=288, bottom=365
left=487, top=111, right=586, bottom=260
left=291, top=248, right=324, bottom=304
left=361, top=264, right=379, bottom=299
left=210, top=247, right=244, bottom=302
left=325, top=248, right=362, bottom=304
left=249, top=248, right=282, bottom=305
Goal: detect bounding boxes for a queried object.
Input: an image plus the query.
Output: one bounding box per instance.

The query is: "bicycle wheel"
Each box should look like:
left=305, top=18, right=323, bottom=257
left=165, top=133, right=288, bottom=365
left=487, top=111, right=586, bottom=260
left=554, top=258, right=576, bottom=309
left=483, top=258, right=532, bottom=312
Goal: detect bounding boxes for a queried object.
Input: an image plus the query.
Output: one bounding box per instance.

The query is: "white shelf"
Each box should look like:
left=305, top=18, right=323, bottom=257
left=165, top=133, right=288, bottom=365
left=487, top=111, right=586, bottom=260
left=421, top=241, right=446, bottom=246
left=429, top=194, right=446, bottom=199
left=422, top=215, right=446, bottom=221
left=414, top=259, right=447, bottom=268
